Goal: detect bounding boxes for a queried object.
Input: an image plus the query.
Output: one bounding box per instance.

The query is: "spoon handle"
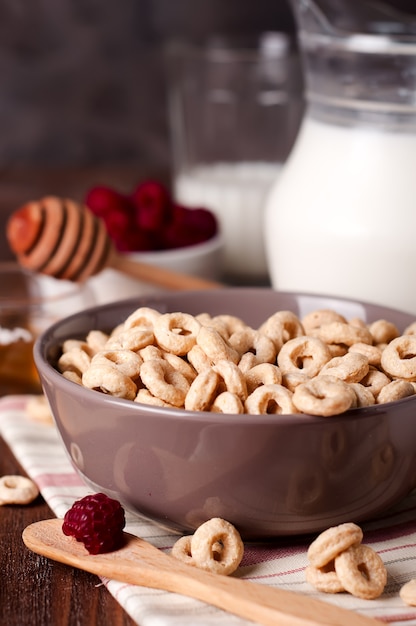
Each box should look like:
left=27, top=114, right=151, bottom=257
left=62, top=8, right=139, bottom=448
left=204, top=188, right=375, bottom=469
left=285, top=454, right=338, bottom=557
left=23, top=520, right=382, bottom=626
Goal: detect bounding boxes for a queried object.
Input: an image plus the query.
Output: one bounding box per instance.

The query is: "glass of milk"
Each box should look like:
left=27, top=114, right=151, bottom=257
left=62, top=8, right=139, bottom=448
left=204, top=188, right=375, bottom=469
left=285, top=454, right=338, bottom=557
left=166, top=35, right=303, bottom=283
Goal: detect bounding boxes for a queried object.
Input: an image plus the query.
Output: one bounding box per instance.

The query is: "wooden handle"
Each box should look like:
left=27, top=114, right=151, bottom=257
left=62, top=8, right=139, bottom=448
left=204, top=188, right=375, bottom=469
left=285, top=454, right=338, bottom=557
left=109, top=249, right=224, bottom=291
left=23, top=520, right=383, bottom=626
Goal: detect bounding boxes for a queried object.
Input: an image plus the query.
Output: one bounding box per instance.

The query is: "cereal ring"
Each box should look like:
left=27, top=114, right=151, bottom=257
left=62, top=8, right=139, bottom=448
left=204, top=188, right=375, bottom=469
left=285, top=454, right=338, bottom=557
left=139, top=345, right=163, bottom=361
left=196, top=326, right=239, bottom=365
left=0, top=475, right=39, bottom=505
left=404, top=322, right=416, bottom=336
left=163, top=352, right=197, bottom=383
left=187, top=344, right=212, bottom=373
left=244, top=363, right=282, bottom=394
left=278, top=336, right=332, bottom=378
left=58, top=345, right=92, bottom=377
left=377, top=379, right=415, bottom=404
left=228, top=328, right=277, bottom=365
left=348, top=343, right=382, bottom=367
left=92, top=350, right=142, bottom=379
left=360, top=367, right=391, bottom=399
left=334, top=544, right=387, bottom=600
left=185, top=368, right=220, bottom=412
left=349, top=383, right=375, bottom=408
left=210, top=392, right=244, bottom=414
left=213, top=360, right=248, bottom=402
left=319, top=352, right=369, bottom=384
left=259, top=310, right=304, bottom=349
left=140, top=358, right=190, bottom=407
left=369, top=319, right=400, bottom=345
left=245, top=384, right=296, bottom=415
left=123, top=306, right=161, bottom=330
left=281, top=371, right=311, bottom=392
left=154, top=312, right=201, bottom=356
left=302, top=309, right=347, bottom=333
left=171, top=535, right=195, bottom=566
left=314, top=322, right=373, bottom=347
left=190, top=517, right=244, bottom=576
left=105, top=327, right=154, bottom=351
left=381, top=335, right=416, bottom=380
left=305, top=563, right=345, bottom=594
left=135, top=388, right=177, bottom=408
left=82, top=361, right=138, bottom=399
left=399, top=579, right=416, bottom=606
left=85, top=330, right=109, bottom=353
left=293, top=376, right=355, bottom=416
left=209, top=314, right=248, bottom=338
left=62, top=371, right=83, bottom=385
left=307, top=522, right=363, bottom=568
left=237, top=352, right=258, bottom=373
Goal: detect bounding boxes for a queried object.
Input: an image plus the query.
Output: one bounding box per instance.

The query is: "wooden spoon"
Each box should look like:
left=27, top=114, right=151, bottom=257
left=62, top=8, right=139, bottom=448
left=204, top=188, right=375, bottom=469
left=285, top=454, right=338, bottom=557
left=6, top=196, right=223, bottom=291
left=23, top=519, right=383, bottom=626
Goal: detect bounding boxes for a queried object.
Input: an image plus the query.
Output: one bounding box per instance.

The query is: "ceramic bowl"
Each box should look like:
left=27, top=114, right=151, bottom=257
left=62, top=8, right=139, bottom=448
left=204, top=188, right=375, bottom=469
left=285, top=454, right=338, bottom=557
left=34, top=288, right=416, bottom=539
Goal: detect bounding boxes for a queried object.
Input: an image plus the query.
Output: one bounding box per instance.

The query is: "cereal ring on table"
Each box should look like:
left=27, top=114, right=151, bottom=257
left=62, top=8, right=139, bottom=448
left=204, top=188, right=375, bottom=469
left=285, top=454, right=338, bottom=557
left=305, top=562, right=345, bottom=594
left=82, top=358, right=138, bottom=400
left=377, top=379, right=415, bottom=404
left=57, top=345, right=92, bottom=377
left=334, top=544, right=387, bottom=600
left=314, top=322, right=373, bottom=347
left=307, top=522, right=363, bottom=568
left=185, top=368, right=220, bottom=411
left=123, top=306, right=161, bottom=330
left=244, top=363, right=282, bottom=394
left=213, top=360, right=248, bottom=402
left=171, top=535, right=195, bottom=566
left=85, top=330, right=109, bottom=353
left=228, top=328, right=277, bottom=365
left=349, top=383, right=375, bottom=408
left=360, top=367, right=391, bottom=399
left=26, top=395, right=54, bottom=425
left=319, top=352, right=369, bottom=384
left=135, top=388, right=177, bottom=409
left=293, top=375, right=355, bottom=416
left=381, top=335, right=416, bottom=381
left=196, top=326, right=239, bottom=365
left=302, top=309, right=347, bottom=333
left=210, top=392, right=244, bottom=414
left=399, top=579, right=416, bottom=606
left=190, top=517, right=244, bottom=576
left=140, top=358, right=190, bottom=407
left=277, top=336, right=332, bottom=378
left=348, top=342, right=382, bottom=367
left=154, top=312, right=201, bottom=356
left=0, top=475, right=39, bottom=505
left=105, top=327, right=154, bottom=351
left=281, top=371, right=310, bottom=392
left=245, top=384, right=296, bottom=415
left=369, top=319, right=400, bottom=345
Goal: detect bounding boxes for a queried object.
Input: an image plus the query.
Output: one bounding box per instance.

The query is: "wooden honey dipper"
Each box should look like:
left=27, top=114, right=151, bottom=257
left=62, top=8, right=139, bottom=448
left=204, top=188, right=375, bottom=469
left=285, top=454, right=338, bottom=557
left=6, top=196, right=223, bottom=290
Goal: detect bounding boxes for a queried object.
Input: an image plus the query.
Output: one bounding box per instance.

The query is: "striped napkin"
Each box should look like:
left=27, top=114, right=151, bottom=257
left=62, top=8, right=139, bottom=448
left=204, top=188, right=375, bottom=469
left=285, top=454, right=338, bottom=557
left=1, top=394, right=416, bottom=626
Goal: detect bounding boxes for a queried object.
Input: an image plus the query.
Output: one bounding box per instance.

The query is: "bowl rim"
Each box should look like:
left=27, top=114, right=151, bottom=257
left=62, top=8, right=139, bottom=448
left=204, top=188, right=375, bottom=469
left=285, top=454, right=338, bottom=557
left=34, top=287, right=416, bottom=425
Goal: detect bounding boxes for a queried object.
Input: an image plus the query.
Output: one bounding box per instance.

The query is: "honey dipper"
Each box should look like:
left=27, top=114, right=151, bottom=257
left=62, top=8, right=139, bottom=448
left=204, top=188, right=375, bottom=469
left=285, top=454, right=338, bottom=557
left=6, top=196, right=223, bottom=291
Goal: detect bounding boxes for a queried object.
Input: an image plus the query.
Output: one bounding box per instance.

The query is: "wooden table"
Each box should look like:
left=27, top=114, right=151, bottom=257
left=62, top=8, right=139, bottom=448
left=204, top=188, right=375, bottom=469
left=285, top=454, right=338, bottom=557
left=0, top=435, right=136, bottom=626
left=0, top=165, right=156, bottom=625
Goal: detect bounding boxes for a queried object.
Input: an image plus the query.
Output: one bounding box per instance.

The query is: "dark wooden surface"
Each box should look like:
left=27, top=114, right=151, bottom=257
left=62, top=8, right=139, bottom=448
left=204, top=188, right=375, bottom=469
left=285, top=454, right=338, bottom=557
left=0, top=166, right=153, bottom=626
left=0, top=435, right=137, bottom=626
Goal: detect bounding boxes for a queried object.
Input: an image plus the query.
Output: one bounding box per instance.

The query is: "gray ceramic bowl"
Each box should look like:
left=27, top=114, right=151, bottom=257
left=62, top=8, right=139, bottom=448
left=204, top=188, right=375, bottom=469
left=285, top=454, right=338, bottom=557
left=35, top=288, right=416, bottom=540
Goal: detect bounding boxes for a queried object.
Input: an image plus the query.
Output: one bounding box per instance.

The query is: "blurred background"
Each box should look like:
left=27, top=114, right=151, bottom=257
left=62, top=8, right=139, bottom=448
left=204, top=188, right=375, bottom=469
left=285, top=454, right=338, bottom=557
left=0, top=0, right=414, bottom=261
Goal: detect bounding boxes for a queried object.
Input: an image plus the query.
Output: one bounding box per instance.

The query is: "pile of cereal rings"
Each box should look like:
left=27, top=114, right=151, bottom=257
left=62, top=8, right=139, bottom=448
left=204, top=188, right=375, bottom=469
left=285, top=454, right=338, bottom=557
left=57, top=306, right=416, bottom=417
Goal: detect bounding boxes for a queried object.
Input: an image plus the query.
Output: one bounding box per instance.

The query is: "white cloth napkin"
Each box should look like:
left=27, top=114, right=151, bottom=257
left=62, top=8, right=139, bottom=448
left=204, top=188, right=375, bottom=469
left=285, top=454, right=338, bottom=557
left=1, top=394, right=416, bottom=626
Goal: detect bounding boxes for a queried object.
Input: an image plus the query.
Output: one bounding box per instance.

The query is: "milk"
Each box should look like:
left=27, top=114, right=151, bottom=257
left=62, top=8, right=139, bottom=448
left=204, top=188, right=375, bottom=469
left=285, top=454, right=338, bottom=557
left=175, top=162, right=281, bottom=282
left=264, top=116, right=416, bottom=314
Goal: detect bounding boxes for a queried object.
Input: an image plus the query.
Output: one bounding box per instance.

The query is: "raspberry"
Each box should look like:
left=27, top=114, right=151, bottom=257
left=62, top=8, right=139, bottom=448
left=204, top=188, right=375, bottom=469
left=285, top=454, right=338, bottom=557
left=85, top=186, right=133, bottom=220
left=131, top=180, right=173, bottom=232
left=62, top=493, right=126, bottom=554
left=162, top=205, right=219, bottom=249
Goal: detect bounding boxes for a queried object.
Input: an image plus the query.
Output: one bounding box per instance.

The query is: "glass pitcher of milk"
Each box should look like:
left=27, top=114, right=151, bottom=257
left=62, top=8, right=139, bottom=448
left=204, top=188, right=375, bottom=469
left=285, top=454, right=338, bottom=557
left=265, top=0, right=416, bottom=314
